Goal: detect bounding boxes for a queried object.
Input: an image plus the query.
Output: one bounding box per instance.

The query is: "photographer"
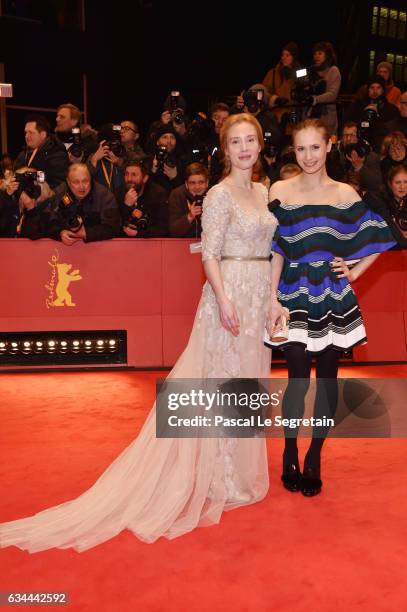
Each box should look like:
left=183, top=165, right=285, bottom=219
left=168, top=162, right=209, bottom=238
left=88, top=123, right=125, bottom=192
left=346, top=75, right=399, bottom=152
left=150, top=125, right=184, bottom=194
left=354, top=62, right=401, bottom=109
left=208, top=103, right=230, bottom=184
left=232, top=84, right=281, bottom=148
left=364, top=165, right=407, bottom=248
left=48, top=163, right=120, bottom=245
left=120, top=120, right=145, bottom=162
left=327, top=121, right=383, bottom=191
left=0, top=167, right=53, bottom=239
left=261, top=130, right=282, bottom=184
left=307, top=41, right=341, bottom=136
left=15, top=114, right=69, bottom=189
left=262, top=41, right=301, bottom=123
left=380, top=131, right=407, bottom=181
left=115, top=159, right=168, bottom=238
left=145, top=91, right=189, bottom=155
left=55, top=103, right=98, bottom=162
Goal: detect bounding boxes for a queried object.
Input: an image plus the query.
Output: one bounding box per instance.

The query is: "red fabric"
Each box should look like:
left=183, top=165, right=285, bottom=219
left=1, top=368, right=407, bottom=610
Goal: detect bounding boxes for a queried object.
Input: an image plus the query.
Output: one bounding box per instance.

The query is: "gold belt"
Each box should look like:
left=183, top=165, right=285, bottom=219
left=221, top=256, right=269, bottom=261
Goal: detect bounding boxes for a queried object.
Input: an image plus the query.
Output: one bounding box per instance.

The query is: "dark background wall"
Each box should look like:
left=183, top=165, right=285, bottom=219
left=0, top=0, right=404, bottom=156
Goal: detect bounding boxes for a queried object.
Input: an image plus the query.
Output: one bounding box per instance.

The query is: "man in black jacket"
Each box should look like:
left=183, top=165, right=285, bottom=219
left=15, top=114, right=69, bottom=188
left=55, top=103, right=97, bottom=162
left=168, top=162, right=208, bottom=238
left=346, top=76, right=399, bottom=152
left=115, top=159, right=168, bottom=237
left=48, top=163, right=120, bottom=245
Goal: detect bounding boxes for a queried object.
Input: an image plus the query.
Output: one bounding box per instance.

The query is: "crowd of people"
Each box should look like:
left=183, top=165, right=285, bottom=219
left=1, top=41, right=406, bottom=247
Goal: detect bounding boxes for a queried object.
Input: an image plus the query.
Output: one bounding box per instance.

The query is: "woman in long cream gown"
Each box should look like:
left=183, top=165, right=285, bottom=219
left=0, top=114, right=278, bottom=552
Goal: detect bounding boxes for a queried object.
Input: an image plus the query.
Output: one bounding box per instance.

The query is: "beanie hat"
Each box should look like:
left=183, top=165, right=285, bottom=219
left=367, top=74, right=386, bottom=89
left=282, top=41, right=299, bottom=60
left=377, top=61, right=393, bottom=77
left=155, top=123, right=178, bottom=141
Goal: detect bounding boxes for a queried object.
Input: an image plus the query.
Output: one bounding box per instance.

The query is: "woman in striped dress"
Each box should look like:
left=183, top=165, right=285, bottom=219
left=265, top=118, right=396, bottom=497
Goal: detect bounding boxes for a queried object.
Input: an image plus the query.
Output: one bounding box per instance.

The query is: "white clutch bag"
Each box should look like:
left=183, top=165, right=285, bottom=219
left=264, top=307, right=290, bottom=345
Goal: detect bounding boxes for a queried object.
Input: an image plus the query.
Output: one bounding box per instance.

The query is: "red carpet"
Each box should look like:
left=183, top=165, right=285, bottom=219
left=1, top=367, right=407, bottom=611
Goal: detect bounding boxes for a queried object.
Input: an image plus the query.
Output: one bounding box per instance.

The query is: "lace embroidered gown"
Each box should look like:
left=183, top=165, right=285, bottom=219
left=0, top=182, right=277, bottom=552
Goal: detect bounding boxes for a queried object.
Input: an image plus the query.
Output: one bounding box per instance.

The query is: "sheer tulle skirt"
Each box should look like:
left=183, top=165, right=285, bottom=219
left=0, top=261, right=271, bottom=552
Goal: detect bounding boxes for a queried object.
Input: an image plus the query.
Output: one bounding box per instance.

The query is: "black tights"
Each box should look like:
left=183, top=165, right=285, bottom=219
left=282, top=345, right=339, bottom=471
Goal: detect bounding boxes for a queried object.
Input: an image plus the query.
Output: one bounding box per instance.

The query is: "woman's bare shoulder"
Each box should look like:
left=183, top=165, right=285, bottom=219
left=269, top=179, right=289, bottom=199
left=269, top=176, right=298, bottom=202
left=332, top=180, right=361, bottom=204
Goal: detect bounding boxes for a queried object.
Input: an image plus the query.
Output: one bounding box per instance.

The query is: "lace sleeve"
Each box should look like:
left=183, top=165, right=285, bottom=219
left=201, top=186, right=232, bottom=262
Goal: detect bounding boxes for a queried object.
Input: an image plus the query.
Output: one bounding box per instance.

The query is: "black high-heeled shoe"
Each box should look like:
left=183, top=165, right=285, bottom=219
left=300, top=467, right=322, bottom=497
left=281, top=460, right=302, bottom=492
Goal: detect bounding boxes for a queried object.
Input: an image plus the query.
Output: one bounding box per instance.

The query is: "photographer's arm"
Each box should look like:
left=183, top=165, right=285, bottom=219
left=313, top=66, right=341, bottom=105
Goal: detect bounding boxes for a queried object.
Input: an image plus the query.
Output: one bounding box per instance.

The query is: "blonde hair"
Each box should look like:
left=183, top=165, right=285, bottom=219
left=219, top=113, right=263, bottom=178
left=381, top=131, right=407, bottom=158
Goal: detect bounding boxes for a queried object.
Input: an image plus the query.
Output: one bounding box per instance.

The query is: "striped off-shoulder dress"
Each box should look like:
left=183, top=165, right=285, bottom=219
left=267, top=200, right=396, bottom=354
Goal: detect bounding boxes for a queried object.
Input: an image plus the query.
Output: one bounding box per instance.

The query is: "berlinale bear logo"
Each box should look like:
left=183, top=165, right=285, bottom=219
left=45, top=249, right=82, bottom=308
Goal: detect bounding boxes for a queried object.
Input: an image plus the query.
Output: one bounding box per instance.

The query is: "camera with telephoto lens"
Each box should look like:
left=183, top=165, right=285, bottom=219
left=69, top=127, right=83, bottom=158
left=169, top=90, right=184, bottom=125
left=59, top=193, right=83, bottom=232
left=344, top=139, right=371, bottom=159
left=172, top=110, right=185, bottom=125
left=358, top=106, right=379, bottom=142
left=125, top=204, right=149, bottom=232
left=291, top=68, right=326, bottom=105
left=156, top=145, right=168, bottom=172
left=15, top=169, right=45, bottom=200
left=242, top=89, right=265, bottom=114
left=263, top=132, right=278, bottom=158
left=188, top=112, right=214, bottom=144
left=105, top=124, right=125, bottom=157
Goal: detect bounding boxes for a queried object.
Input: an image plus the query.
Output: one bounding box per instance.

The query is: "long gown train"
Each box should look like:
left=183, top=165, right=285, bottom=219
left=0, top=182, right=277, bottom=552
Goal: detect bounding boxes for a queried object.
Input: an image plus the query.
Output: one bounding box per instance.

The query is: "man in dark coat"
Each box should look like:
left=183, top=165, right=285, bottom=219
left=15, top=114, right=69, bottom=188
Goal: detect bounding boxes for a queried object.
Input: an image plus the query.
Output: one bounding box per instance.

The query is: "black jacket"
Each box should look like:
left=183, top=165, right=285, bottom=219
left=15, top=136, right=69, bottom=188
left=364, top=190, right=407, bottom=249
left=168, top=184, right=202, bottom=238
left=115, top=179, right=168, bottom=238
left=48, top=180, right=121, bottom=242
left=345, top=96, right=400, bottom=152
left=0, top=190, right=50, bottom=239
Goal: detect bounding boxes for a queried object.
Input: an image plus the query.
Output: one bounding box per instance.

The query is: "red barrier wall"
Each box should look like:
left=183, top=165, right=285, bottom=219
left=0, top=239, right=405, bottom=367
